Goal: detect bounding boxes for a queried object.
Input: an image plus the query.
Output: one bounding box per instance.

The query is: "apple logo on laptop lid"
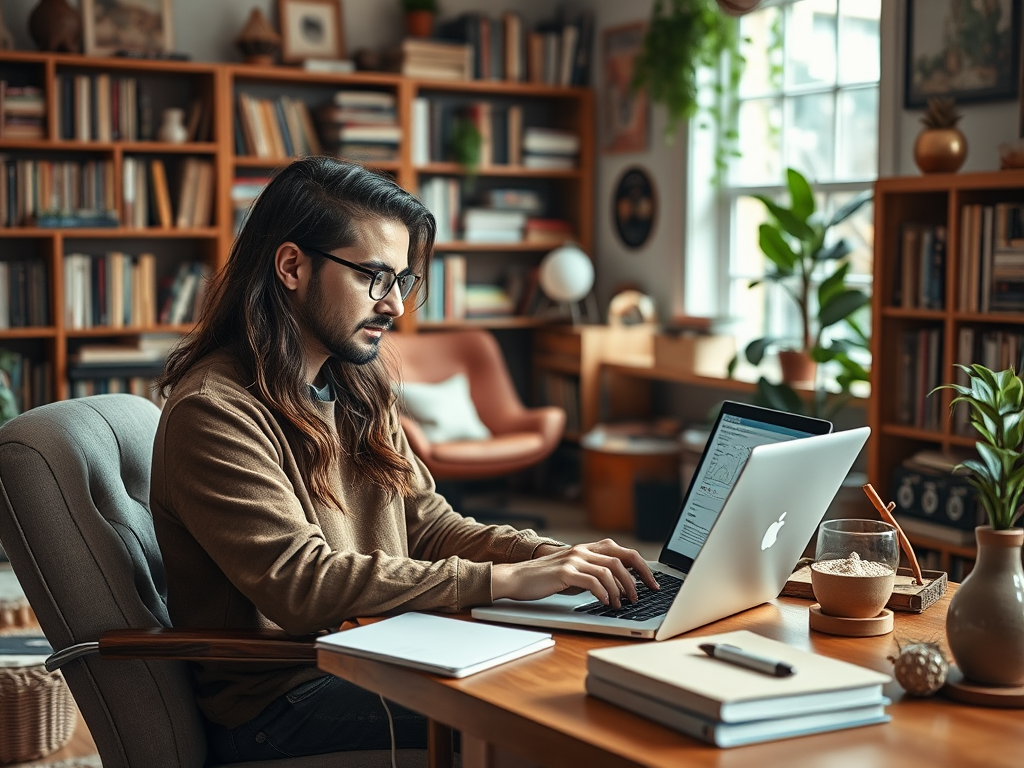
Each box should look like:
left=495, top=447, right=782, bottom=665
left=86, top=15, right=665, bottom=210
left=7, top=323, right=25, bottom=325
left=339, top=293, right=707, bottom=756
left=761, top=512, right=786, bottom=550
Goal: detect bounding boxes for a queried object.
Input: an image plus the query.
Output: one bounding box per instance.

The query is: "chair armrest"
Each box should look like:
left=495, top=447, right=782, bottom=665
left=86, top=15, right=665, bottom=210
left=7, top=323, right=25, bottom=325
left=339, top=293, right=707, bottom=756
left=97, top=628, right=318, bottom=663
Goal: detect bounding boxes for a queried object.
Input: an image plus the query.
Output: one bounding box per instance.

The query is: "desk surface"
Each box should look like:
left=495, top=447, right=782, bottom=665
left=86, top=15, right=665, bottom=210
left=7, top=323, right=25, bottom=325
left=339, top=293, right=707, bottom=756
left=318, top=592, right=1023, bottom=768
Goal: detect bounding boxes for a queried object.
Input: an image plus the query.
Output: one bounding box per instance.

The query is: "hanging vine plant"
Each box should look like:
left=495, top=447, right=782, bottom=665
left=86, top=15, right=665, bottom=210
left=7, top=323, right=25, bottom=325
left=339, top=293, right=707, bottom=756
left=631, top=0, right=749, bottom=178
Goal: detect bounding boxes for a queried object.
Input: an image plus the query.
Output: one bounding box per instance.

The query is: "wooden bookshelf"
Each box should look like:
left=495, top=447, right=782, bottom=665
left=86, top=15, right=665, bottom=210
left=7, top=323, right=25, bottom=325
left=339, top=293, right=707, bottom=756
left=869, top=169, right=1024, bottom=574
left=0, top=51, right=594, bottom=411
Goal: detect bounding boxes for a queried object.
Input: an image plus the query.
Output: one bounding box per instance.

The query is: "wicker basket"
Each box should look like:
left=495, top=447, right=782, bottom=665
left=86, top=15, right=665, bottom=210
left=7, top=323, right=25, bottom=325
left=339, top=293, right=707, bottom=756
left=0, top=663, right=77, bottom=764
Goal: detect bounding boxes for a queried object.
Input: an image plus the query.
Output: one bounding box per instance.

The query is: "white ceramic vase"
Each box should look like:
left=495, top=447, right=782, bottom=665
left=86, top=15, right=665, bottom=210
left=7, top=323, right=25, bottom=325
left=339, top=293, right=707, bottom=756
left=157, top=108, right=188, bottom=144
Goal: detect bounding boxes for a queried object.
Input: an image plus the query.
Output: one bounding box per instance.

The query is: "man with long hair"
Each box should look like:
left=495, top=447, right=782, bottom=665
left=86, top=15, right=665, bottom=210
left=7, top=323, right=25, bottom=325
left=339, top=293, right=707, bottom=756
left=151, top=157, right=655, bottom=762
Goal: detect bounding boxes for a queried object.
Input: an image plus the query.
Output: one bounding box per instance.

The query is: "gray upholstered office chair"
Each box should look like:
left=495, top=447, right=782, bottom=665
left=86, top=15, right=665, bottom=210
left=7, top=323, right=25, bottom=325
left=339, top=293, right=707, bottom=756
left=0, top=395, right=428, bottom=768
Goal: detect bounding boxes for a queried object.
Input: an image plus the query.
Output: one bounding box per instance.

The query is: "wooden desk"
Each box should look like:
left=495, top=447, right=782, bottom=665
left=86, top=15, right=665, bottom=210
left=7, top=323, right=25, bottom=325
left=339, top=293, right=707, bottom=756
left=318, top=591, right=1024, bottom=768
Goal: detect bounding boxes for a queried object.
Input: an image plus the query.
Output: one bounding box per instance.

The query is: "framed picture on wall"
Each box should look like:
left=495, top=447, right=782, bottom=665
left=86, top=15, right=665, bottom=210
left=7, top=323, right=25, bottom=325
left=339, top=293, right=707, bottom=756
left=602, top=22, right=649, bottom=154
left=279, top=0, right=346, bottom=63
left=82, top=0, right=174, bottom=57
left=905, top=0, right=1020, bottom=107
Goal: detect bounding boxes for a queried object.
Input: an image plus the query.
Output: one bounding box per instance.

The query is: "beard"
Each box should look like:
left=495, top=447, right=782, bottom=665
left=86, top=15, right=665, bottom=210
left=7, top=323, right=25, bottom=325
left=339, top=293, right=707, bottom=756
left=300, top=275, right=393, bottom=366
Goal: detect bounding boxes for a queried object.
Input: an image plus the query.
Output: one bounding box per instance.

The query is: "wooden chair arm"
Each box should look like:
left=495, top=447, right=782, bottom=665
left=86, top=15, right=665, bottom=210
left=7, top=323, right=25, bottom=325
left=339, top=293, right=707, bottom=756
left=97, top=628, right=318, bottom=663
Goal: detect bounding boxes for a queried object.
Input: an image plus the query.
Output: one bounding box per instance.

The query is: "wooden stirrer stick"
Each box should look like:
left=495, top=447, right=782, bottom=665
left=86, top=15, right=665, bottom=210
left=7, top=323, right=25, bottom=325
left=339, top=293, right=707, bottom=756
left=862, top=483, right=925, bottom=585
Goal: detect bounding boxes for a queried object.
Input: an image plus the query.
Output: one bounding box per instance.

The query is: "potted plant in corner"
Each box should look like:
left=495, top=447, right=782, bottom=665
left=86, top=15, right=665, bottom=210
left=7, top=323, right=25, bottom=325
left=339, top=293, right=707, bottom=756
left=401, top=0, right=438, bottom=39
left=934, top=364, right=1024, bottom=687
left=728, top=167, right=872, bottom=419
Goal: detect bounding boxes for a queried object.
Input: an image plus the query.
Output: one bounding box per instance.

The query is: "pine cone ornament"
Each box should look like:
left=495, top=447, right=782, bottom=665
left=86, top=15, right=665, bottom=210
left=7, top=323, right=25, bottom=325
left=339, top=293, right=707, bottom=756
left=891, top=643, right=948, bottom=696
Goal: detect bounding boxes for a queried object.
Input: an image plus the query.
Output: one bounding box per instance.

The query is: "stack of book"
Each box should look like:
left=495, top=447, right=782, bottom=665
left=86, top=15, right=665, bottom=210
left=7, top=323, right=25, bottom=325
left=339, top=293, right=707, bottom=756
left=0, top=84, right=45, bottom=139
left=522, top=127, right=579, bottom=169
left=462, top=207, right=526, bottom=243
left=318, top=91, right=401, bottom=163
left=586, top=630, right=890, bottom=748
left=393, top=39, right=472, bottom=81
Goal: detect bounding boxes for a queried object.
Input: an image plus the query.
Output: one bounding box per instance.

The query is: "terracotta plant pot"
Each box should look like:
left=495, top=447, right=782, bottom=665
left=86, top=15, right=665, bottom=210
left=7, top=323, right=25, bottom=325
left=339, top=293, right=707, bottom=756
left=405, top=11, right=435, bottom=38
left=914, top=128, right=968, bottom=174
left=946, top=526, right=1024, bottom=686
left=778, top=349, right=816, bottom=387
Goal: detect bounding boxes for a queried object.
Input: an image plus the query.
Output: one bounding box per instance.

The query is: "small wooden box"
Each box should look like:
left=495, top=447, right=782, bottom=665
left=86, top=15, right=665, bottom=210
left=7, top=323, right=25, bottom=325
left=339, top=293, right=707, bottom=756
left=653, top=334, right=735, bottom=378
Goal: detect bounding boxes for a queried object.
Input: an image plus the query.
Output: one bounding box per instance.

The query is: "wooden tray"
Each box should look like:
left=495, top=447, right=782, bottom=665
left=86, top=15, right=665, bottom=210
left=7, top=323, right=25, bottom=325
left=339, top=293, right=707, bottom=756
left=781, top=565, right=947, bottom=613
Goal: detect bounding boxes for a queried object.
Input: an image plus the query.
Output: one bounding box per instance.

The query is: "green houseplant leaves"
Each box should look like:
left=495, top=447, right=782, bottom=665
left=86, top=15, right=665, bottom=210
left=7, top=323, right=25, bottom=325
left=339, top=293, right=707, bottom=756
left=730, top=167, right=872, bottom=419
left=935, top=364, right=1024, bottom=530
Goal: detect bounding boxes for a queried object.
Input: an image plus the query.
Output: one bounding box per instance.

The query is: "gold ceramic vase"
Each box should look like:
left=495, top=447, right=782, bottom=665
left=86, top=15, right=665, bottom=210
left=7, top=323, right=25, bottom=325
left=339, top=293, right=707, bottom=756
left=914, top=128, right=968, bottom=174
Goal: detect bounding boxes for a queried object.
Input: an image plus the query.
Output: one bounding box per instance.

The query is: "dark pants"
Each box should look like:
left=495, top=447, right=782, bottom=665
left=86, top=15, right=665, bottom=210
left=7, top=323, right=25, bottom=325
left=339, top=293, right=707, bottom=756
left=206, top=675, right=430, bottom=763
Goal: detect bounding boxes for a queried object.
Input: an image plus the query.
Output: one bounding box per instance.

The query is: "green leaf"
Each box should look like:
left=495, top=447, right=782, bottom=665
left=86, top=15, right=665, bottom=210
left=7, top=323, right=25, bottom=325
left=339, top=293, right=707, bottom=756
left=815, top=239, right=852, bottom=262
left=756, top=378, right=804, bottom=414
left=726, top=354, right=738, bottom=379
left=752, top=195, right=815, bottom=241
left=827, top=189, right=873, bottom=228
left=786, top=168, right=815, bottom=220
left=818, top=289, right=869, bottom=328
left=745, top=337, right=773, bottom=365
left=758, top=224, right=798, bottom=273
left=817, top=262, right=850, bottom=307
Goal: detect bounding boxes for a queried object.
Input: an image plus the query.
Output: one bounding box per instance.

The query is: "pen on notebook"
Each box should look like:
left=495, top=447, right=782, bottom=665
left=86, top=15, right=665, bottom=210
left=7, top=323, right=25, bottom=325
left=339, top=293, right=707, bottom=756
left=698, top=643, right=795, bottom=677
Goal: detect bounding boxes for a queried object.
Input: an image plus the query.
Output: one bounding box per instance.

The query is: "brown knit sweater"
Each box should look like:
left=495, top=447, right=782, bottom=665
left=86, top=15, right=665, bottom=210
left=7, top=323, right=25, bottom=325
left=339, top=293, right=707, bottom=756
left=150, top=349, right=561, bottom=728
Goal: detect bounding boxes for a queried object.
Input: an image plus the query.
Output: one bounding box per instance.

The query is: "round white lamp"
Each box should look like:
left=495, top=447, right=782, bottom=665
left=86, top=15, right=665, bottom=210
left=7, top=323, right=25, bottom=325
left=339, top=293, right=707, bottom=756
left=538, top=243, right=597, bottom=323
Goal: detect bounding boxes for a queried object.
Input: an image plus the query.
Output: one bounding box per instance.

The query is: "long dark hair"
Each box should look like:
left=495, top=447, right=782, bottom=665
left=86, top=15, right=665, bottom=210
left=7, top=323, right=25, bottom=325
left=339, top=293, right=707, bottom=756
left=159, top=157, right=436, bottom=509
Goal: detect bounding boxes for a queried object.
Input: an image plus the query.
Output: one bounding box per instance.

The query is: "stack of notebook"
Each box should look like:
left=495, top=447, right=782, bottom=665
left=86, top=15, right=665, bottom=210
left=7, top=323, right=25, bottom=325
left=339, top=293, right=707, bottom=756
left=586, top=630, right=891, bottom=748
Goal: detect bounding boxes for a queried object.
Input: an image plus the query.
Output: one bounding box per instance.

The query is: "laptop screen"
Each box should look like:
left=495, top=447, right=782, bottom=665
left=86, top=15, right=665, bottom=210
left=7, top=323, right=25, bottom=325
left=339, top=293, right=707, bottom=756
left=659, top=402, right=831, bottom=574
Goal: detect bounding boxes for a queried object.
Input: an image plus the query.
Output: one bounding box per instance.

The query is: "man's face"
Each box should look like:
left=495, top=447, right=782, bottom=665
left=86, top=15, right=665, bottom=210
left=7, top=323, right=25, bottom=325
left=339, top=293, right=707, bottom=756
left=297, top=217, right=411, bottom=366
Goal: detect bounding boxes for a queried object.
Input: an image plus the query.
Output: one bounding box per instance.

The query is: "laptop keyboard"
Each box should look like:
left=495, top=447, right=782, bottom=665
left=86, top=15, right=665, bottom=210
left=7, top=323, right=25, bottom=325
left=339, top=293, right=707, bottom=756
left=571, top=571, right=684, bottom=622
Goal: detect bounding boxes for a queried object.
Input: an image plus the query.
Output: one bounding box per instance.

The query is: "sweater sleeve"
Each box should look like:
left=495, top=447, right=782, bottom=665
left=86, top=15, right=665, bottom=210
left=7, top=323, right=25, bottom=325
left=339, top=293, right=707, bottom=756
left=156, top=392, right=542, bottom=635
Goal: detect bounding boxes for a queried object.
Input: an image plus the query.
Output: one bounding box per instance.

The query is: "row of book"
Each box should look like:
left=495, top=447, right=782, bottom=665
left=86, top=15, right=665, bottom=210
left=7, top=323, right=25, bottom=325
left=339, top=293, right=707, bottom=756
left=0, top=351, right=53, bottom=412
left=411, top=99, right=522, bottom=167
left=68, top=375, right=162, bottom=404
left=64, top=252, right=159, bottom=330
left=122, top=156, right=215, bottom=230
left=0, top=261, right=49, bottom=328
left=0, top=83, right=45, bottom=140
left=435, top=10, right=594, bottom=86
left=234, top=92, right=323, bottom=160
left=896, top=327, right=943, bottom=431
left=892, top=223, right=946, bottom=310
left=958, top=202, right=1024, bottom=313
left=53, top=73, right=151, bottom=142
left=1, top=157, right=116, bottom=228
left=317, top=91, right=399, bottom=162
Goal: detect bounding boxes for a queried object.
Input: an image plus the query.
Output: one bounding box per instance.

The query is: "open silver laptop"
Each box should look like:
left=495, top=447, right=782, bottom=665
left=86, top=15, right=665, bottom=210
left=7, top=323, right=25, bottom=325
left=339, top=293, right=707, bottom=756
left=472, top=401, right=870, bottom=641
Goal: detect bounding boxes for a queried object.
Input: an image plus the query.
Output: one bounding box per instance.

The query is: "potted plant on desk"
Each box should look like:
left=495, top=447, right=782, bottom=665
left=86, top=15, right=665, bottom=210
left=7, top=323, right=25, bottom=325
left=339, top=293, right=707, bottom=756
left=728, top=167, right=872, bottom=419
left=934, top=364, right=1024, bottom=687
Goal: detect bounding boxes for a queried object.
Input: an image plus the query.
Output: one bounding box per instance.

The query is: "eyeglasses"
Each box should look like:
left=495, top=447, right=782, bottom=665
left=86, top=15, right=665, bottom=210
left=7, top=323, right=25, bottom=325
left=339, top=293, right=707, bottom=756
left=300, top=246, right=421, bottom=301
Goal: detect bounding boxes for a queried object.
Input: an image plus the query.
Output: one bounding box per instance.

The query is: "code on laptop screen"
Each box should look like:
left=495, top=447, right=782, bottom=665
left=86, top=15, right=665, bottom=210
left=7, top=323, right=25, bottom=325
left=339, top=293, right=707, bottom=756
left=664, top=413, right=817, bottom=563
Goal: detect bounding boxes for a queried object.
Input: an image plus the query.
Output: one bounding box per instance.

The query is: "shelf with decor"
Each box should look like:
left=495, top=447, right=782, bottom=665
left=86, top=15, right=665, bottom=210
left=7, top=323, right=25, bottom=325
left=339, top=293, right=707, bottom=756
left=0, top=51, right=226, bottom=408
left=869, top=169, right=1024, bottom=572
left=0, top=50, right=594, bottom=414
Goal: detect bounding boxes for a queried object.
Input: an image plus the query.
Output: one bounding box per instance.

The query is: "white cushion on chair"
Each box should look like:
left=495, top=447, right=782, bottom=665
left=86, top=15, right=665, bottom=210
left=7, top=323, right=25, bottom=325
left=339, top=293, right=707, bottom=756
left=399, top=374, right=492, bottom=443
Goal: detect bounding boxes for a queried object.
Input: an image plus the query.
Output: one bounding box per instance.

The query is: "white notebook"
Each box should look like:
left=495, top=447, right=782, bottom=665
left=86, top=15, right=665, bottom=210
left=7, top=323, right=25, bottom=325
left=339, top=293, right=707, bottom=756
left=587, top=629, right=891, bottom=723
left=316, top=613, right=555, bottom=678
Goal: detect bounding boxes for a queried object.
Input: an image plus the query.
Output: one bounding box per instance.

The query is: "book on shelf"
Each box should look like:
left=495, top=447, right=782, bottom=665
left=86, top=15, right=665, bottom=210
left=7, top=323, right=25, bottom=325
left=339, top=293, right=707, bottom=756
left=149, top=159, right=173, bottom=229
left=63, top=252, right=156, bottom=330
left=302, top=58, right=356, bottom=74
left=392, top=38, right=473, bottom=81
left=315, top=612, right=554, bottom=678
left=586, top=630, right=890, bottom=724
left=0, top=260, right=49, bottom=329
left=586, top=676, right=890, bottom=748
left=524, top=218, right=573, bottom=245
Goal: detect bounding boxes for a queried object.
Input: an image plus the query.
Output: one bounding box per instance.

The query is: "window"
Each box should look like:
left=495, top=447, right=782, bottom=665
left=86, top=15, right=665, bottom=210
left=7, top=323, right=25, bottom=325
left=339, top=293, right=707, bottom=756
left=687, top=0, right=880, bottom=380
